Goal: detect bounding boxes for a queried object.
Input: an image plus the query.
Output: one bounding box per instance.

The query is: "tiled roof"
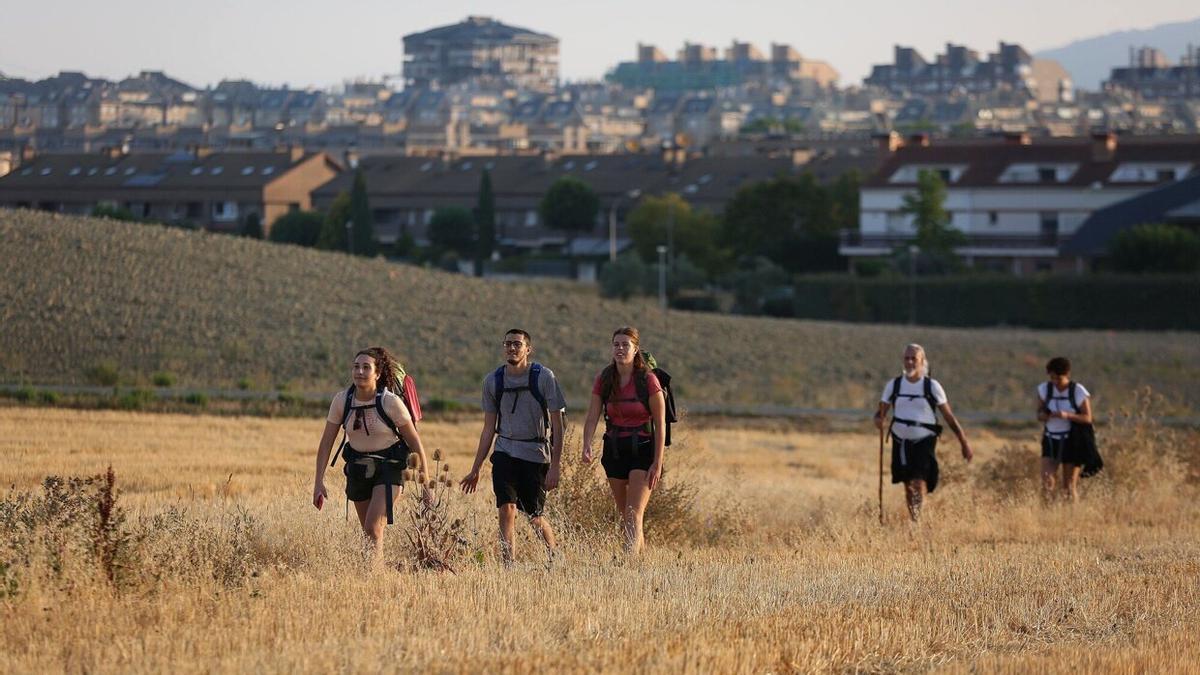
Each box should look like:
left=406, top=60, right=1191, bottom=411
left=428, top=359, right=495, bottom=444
left=403, top=16, right=556, bottom=44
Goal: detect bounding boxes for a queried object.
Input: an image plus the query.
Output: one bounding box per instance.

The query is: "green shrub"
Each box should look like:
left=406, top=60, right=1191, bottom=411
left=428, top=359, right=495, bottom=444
left=1109, top=223, right=1200, bottom=273
left=37, top=390, right=60, bottom=405
left=423, top=397, right=466, bottom=413
left=236, top=377, right=253, bottom=391
left=599, top=253, right=652, bottom=300
left=84, top=362, right=120, bottom=387
left=184, top=392, right=209, bottom=407
left=268, top=211, right=324, bottom=247
left=115, top=389, right=155, bottom=410
left=151, top=372, right=176, bottom=387
left=12, top=386, right=35, bottom=402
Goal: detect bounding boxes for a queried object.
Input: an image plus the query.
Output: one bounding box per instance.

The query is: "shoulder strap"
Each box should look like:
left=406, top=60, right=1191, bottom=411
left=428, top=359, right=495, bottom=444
left=330, top=386, right=356, bottom=467
left=374, top=390, right=404, bottom=440
left=1068, top=381, right=1080, bottom=413
left=529, top=362, right=549, bottom=432
left=634, top=369, right=651, bottom=412
left=923, top=376, right=939, bottom=417
left=889, top=376, right=902, bottom=405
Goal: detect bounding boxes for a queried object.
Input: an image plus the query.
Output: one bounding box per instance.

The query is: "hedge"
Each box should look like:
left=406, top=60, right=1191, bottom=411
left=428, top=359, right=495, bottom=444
left=778, top=275, right=1200, bottom=330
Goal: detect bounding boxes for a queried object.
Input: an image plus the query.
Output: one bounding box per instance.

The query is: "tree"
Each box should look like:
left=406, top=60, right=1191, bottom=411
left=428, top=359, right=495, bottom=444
left=1109, top=223, right=1200, bottom=273
left=900, top=169, right=964, bottom=272
left=318, top=191, right=351, bottom=251
left=240, top=212, right=263, bottom=239
left=269, top=211, right=324, bottom=247
left=540, top=176, right=599, bottom=254
left=348, top=168, right=377, bottom=256
left=473, top=169, right=496, bottom=277
left=598, top=253, right=652, bottom=300
left=427, top=207, right=475, bottom=257
left=720, top=173, right=846, bottom=273
left=627, top=193, right=729, bottom=277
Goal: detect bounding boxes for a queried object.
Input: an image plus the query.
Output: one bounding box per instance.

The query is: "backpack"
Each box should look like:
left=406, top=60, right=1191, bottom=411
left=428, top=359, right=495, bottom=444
left=600, top=351, right=678, bottom=446
left=887, top=375, right=943, bottom=437
left=1041, top=381, right=1104, bottom=477
left=329, top=372, right=421, bottom=525
left=491, top=362, right=554, bottom=445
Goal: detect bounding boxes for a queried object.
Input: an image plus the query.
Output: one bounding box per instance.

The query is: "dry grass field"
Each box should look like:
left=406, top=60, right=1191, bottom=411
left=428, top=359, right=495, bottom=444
left=2, top=400, right=1197, bottom=673
left=3, top=210, right=1200, bottom=415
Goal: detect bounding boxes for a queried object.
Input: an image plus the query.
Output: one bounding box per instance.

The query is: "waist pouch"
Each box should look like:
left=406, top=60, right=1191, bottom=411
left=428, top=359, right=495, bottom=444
left=342, top=443, right=408, bottom=481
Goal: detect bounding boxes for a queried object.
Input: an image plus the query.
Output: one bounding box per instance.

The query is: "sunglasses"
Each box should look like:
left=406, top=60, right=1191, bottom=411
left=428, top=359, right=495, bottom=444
left=352, top=407, right=370, bottom=435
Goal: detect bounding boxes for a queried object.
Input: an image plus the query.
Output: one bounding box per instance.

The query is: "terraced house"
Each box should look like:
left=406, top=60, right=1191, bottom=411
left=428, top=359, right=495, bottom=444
left=0, top=147, right=340, bottom=233
left=844, top=131, right=1200, bottom=274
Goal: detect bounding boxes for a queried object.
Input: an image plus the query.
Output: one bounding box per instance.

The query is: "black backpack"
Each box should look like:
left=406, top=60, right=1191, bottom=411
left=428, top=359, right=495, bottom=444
left=1042, top=381, right=1104, bottom=477
left=329, top=381, right=419, bottom=525
left=491, top=362, right=554, bottom=445
left=887, top=375, right=943, bottom=437
left=600, top=352, right=678, bottom=446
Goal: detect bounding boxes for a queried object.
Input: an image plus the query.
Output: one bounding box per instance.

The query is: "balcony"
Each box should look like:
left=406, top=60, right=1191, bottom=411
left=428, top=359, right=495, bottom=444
left=839, top=230, right=1062, bottom=258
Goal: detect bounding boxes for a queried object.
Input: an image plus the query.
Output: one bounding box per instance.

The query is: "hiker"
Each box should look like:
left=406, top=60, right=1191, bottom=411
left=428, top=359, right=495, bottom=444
left=1036, top=356, right=1095, bottom=502
left=460, top=329, right=566, bottom=565
left=312, top=347, right=430, bottom=556
left=580, top=326, right=667, bottom=554
left=873, top=343, right=973, bottom=521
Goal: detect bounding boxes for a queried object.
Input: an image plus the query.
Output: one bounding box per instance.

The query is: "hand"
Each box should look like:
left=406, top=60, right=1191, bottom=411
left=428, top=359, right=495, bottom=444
left=312, top=481, right=327, bottom=509
left=459, top=470, right=480, bottom=494
left=582, top=446, right=594, bottom=465
left=873, top=414, right=884, bottom=431
left=961, top=440, right=974, bottom=463
left=1057, top=410, right=1071, bottom=420
left=647, top=461, right=662, bottom=490
left=545, top=463, right=561, bottom=490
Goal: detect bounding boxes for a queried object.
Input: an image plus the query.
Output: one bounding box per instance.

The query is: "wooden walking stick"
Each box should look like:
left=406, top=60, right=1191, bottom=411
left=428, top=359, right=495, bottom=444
left=878, top=423, right=885, bottom=525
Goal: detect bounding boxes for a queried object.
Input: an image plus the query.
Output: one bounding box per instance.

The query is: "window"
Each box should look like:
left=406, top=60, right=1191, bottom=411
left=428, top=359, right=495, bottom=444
left=261, top=166, right=275, bottom=176
left=1157, top=169, right=1176, bottom=182
left=1039, top=212, right=1059, bottom=243
left=191, top=167, right=203, bottom=175
left=104, top=167, right=117, bottom=176
left=87, top=168, right=99, bottom=176
left=124, top=167, right=136, bottom=176
left=210, top=167, right=223, bottom=175
left=1038, top=167, right=1056, bottom=183
left=988, top=211, right=998, bottom=226
left=937, top=169, right=952, bottom=183
left=40, top=168, right=52, bottom=176
left=212, top=201, right=238, bottom=222
left=69, top=167, right=81, bottom=176
left=525, top=210, right=538, bottom=227
left=241, top=166, right=254, bottom=175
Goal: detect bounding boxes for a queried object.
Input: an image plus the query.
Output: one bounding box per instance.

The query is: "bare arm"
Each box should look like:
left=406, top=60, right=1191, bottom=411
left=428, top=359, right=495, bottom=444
left=460, top=412, right=496, bottom=493
left=1036, top=392, right=1050, bottom=423
left=312, top=421, right=340, bottom=507
left=581, top=393, right=603, bottom=462
left=1064, top=397, right=1093, bottom=425
left=398, top=421, right=429, bottom=480
left=649, top=391, right=666, bottom=464
left=938, top=402, right=973, bottom=462
left=545, top=409, right=565, bottom=490
left=873, top=402, right=890, bottom=430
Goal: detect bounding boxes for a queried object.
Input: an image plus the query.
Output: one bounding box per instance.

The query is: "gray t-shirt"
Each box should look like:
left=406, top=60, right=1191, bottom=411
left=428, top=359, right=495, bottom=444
left=482, top=363, right=567, bottom=464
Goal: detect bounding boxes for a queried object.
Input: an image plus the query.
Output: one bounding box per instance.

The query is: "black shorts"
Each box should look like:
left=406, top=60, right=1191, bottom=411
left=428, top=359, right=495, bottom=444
left=1041, top=433, right=1088, bottom=466
left=891, top=434, right=939, bottom=492
left=343, top=443, right=408, bottom=503
left=601, top=434, right=655, bottom=480
left=490, top=451, right=549, bottom=517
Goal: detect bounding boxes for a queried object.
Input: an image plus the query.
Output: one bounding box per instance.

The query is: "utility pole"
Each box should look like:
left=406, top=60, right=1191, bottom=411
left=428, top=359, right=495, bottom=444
left=346, top=219, right=354, bottom=255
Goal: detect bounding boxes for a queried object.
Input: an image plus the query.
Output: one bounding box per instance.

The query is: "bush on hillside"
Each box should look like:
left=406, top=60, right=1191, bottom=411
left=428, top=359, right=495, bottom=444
left=1108, top=223, right=1200, bottom=273
left=268, top=211, right=324, bottom=247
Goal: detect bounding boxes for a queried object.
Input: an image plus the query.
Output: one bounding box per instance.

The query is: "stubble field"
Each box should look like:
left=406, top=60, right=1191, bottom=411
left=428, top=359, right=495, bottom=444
left=1, top=403, right=1197, bottom=673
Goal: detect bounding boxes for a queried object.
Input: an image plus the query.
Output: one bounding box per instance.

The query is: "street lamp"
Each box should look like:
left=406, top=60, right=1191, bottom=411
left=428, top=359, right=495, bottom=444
left=608, top=188, right=642, bottom=263
left=908, top=244, right=919, bottom=325
left=656, top=244, right=668, bottom=311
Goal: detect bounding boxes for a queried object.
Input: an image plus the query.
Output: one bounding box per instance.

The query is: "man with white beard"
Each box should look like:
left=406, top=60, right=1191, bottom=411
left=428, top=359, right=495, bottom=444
left=873, top=344, right=974, bottom=521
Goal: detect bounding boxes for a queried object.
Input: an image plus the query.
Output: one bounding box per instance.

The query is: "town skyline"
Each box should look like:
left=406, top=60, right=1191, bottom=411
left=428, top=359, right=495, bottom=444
left=3, top=2, right=1196, bottom=89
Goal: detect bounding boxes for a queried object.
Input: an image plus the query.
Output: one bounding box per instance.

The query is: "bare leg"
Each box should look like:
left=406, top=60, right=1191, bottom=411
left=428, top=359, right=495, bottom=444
left=624, top=470, right=654, bottom=554
left=361, top=484, right=392, bottom=558
left=1041, top=457, right=1060, bottom=502
left=1061, top=463, right=1083, bottom=502
left=529, top=515, right=557, bottom=556
left=498, top=503, right=517, bottom=565
left=904, top=479, right=927, bottom=522
left=607, top=478, right=629, bottom=548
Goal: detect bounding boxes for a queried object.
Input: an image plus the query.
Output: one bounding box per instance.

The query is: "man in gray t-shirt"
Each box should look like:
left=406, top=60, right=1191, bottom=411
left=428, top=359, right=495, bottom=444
left=460, top=329, right=566, bottom=565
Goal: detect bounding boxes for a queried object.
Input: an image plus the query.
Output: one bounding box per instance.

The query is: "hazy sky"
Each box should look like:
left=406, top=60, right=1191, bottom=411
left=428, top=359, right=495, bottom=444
left=2, top=1, right=1195, bottom=89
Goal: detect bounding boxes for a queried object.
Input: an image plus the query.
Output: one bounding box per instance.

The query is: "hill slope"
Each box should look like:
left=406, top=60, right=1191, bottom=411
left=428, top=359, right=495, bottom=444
left=1037, top=16, right=1200, bottom=91
left=2, top=210, right=1198, bottom=414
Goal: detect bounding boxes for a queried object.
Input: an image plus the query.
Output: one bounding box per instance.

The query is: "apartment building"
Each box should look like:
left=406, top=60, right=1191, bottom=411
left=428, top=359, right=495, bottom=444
left=402, top=16, right=559, bottom=92
left=865, top=42, right=1072, bottom=104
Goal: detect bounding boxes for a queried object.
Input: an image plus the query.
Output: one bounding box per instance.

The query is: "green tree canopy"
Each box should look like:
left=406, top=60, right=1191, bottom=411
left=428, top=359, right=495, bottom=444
left=269, top=211, right=324, bottom=247
left=318, top=191, right=351, bottom=251
left=540, top=176, right=600, bottom=239
left=427, top=207, right=475, bottom=256
left=720, top=172, right=853, bottom=273
left=900, top=169, right=964, bottom=271
left=348, top=169, right=377, bottom=256
left=1108, top=223, right=1200, bottom=273
left=627, top=193, right=729, bottom=277
left=474, top=169, right=496, bottom=276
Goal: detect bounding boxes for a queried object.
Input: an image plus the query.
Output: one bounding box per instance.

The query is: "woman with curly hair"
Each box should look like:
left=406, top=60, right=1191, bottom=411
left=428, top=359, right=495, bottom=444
left=312, top=347, right=429, bottom=556
left=580, top=326, right=667, bottom=554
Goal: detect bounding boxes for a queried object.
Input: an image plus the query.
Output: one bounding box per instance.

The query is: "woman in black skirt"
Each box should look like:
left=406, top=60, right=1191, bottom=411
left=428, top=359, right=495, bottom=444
left=1037, top=356, right=1094, bottom=502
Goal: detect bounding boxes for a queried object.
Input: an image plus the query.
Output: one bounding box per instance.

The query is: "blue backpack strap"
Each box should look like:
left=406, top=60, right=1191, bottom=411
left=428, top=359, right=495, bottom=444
left=492, top=365, right=507, bottom=434
left=528, top=362, right=550, bottom=433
